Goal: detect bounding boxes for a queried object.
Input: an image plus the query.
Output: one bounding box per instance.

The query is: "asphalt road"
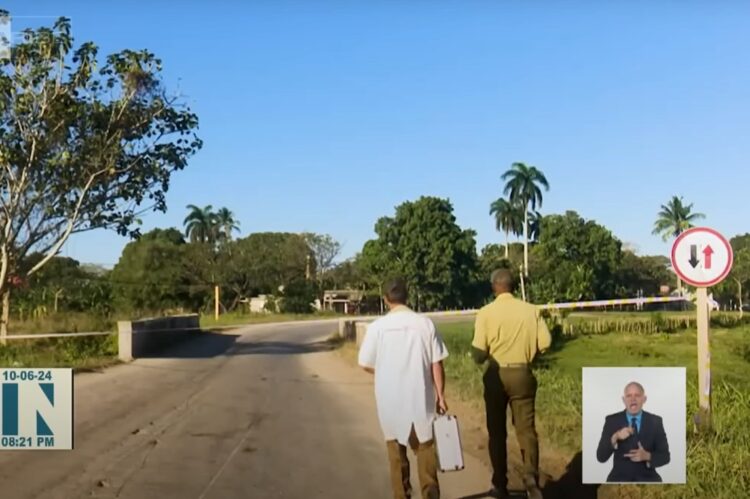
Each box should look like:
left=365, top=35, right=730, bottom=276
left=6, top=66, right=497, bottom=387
left=0, top=320, right=492, bottom=499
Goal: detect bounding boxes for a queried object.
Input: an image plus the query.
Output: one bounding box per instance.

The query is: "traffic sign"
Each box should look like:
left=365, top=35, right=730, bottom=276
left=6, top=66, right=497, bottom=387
left=671, top=227, right=733, bottom=288
left=670, top=227, right=734, bottom=433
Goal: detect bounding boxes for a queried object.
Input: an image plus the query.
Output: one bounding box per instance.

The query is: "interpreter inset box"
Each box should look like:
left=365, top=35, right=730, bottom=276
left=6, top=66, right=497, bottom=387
left=582, top=367, right=686, bottom=484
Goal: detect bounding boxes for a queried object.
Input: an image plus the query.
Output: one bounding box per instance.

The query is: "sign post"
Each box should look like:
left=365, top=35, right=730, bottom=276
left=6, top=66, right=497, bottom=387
left=214, top=285, right=220, bottom=321
left=671, top=227, right=733, bottom=432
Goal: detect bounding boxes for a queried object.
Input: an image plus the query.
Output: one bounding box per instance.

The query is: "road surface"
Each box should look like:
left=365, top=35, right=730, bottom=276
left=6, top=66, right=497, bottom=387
left=0, top=320, right=493, bottom=499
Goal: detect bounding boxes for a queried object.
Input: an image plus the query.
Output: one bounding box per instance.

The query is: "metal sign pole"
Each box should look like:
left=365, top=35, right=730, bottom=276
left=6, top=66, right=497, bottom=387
left=695, top=287, right=711, bottom=431
left=670, top=227, right=733, bottom=434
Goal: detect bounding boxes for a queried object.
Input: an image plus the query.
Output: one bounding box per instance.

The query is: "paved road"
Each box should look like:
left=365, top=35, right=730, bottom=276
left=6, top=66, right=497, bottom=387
left=0, top=320, right=492, bottom=499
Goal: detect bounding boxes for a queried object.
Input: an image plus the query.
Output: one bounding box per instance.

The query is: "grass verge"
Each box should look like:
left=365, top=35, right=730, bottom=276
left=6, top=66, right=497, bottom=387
left=0, top=334, right=120, bottom=371
left=440, top=321, right=750, bottom=499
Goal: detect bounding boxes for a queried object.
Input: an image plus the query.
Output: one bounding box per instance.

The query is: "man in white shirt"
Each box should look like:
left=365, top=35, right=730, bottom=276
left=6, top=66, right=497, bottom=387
left=358, top=277, right=449, bottom=499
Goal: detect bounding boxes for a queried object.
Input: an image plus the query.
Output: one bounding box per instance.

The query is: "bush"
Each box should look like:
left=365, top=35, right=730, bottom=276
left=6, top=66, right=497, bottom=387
left=0, top=334, right=118, bottom=368
left=263, top=296, right=279, bottom=313
left=279, top=279, right=316, bottom=314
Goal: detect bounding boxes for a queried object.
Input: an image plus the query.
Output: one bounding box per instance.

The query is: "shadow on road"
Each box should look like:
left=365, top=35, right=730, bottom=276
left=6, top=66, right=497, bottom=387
left=541, top=451, right=599, bottom=499
left=139, top=331, right=242, bottom=359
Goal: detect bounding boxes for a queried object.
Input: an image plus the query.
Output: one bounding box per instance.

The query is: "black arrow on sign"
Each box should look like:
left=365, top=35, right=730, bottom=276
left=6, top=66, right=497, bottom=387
left=688, top=245, right=700, bottom=268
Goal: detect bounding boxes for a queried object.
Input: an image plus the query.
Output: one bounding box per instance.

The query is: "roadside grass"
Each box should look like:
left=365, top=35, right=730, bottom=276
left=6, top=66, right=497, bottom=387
left=438, top=321, right=750, bottom=499
left=0, top=334, right=119, bottom=370
left=8, top=312, right=117, bottom=335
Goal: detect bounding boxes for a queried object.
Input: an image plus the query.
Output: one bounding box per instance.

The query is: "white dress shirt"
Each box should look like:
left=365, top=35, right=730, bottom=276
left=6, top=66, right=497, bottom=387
left=358, top=306, right=449, bottom=445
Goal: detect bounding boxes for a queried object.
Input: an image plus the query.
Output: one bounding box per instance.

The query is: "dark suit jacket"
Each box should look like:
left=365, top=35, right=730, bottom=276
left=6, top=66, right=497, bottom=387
left=596, top=410, right=670, bottom=482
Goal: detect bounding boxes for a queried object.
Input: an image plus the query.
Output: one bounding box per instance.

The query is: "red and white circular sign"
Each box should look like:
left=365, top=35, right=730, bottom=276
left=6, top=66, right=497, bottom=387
left=671, top=227, right=733, bottom=287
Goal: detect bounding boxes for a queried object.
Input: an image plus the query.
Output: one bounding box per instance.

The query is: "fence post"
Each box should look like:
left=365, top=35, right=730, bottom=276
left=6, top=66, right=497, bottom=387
left=117, top=320, right=133, bottom=362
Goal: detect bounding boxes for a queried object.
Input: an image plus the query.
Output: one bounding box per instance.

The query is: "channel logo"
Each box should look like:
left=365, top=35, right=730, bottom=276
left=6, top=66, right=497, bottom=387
left=0, top=369, right=73, bottom=450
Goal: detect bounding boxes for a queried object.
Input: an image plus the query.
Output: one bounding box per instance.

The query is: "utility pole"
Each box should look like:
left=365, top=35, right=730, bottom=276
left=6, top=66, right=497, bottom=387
left=214, top=285, right=220, bottom=321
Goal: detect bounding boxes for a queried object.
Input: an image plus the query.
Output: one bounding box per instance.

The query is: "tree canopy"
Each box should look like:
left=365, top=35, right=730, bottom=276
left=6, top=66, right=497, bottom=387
left=0, top=15, right=201, bottom=333
left=529, top=211, right=623, bottom=303
left=359, top=196, right=480, bottom=311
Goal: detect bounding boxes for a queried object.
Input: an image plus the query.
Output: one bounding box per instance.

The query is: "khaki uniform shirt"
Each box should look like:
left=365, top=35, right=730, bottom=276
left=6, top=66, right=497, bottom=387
left=472, top=293, right=552, bottom=364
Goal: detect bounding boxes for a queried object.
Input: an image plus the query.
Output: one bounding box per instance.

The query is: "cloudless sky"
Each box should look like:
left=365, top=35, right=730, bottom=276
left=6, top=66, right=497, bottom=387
left=5, top=1, right=749, bottom=267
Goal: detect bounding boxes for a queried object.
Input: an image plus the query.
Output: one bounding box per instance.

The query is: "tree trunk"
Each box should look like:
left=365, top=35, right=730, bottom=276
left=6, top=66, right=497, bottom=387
left=1, top=288, right=10, bottom=344
left=504, top=230, right=509, bottom=259
left=523, top=206, right=529, bottom=277
left=54, top=289, right=64, bottom=313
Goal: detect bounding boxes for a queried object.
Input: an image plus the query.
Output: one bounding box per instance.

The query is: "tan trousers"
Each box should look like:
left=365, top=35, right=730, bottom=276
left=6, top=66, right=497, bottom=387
left=385, top=426, right=440, bottom=499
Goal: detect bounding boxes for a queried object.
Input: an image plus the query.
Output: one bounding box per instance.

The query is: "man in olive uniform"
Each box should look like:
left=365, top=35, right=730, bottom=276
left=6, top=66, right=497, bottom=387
left=471, top=269, right=551, bottom=499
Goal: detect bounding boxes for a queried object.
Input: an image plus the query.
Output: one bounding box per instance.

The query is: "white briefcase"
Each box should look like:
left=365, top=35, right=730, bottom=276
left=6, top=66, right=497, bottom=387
left=433, top=414, right=465, bottom=472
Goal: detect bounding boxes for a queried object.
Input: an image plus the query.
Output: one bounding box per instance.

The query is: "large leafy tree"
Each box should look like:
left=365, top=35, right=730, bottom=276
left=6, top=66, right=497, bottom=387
left=0, top=15, right=201, bottom=335
left=616, top=251, right=672, bottom=298
left=715, top=234, right=750, bottom=315
left=489, top=198, right=523, bottom=259
left=501, top=162, right=550, bottom=277
left=359, top=196, right=480, bottom=311
left=326, top=258, right=367, bottom=290
left=529, top=211, right=623, bottom=303
left=303, top=232, right=341, bottom=290
left=219, top=232, right=312, bottom=308
left=652, top=195, right=705, bottom=293
left=110, top=228, right=192, bottom=313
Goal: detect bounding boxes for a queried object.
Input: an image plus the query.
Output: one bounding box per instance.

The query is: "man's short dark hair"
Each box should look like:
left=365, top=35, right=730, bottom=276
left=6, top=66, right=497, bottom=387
left=383, top=277, right=408, bottom=304
left=491, top=268, right=515, bottom=291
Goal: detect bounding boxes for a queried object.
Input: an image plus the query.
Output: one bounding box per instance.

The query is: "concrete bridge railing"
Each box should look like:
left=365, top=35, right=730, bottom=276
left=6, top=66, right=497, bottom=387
left=117, top=314, right=201, bottom=361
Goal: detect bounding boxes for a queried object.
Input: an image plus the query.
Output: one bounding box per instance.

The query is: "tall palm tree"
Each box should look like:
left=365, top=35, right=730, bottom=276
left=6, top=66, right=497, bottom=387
left=215, top=207, right=240, bottom=242
left=501, top=162, right=550, bottom=276
left=183, top=204, right=217, bottom=244
left=489, top=198, right=523, bottom=259
left=652, top=195, right=705, bottom=293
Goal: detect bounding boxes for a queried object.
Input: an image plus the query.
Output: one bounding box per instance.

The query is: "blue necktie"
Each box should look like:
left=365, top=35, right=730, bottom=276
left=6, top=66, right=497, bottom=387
left=630, top=417, right=638, bottom=434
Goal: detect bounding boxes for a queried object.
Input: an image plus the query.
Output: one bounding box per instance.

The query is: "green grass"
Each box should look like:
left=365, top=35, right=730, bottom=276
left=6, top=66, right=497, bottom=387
left=438, top=321, right=750, bottom=499
left=0, top=334, right=119, bottom=370
left=8, top=312, right=117, bottom=335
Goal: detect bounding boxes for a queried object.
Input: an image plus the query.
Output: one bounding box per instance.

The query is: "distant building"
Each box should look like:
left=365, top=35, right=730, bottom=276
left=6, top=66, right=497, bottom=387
left=239, top=295, right=273, bottom=313
left=322, top=289, right=364, bottom=314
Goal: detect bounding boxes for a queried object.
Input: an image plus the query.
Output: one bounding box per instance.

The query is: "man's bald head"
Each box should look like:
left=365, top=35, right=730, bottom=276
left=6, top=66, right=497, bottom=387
left=491, top=268, right=515, bottom=295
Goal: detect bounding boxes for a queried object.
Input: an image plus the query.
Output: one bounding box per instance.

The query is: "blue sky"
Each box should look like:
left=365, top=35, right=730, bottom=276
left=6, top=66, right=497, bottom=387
left=5, top=1, right=749, bottom=267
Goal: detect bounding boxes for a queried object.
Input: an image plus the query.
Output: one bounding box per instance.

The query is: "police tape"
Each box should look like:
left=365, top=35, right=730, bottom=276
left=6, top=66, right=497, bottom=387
left=537, top=296, right=688, bottom=311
